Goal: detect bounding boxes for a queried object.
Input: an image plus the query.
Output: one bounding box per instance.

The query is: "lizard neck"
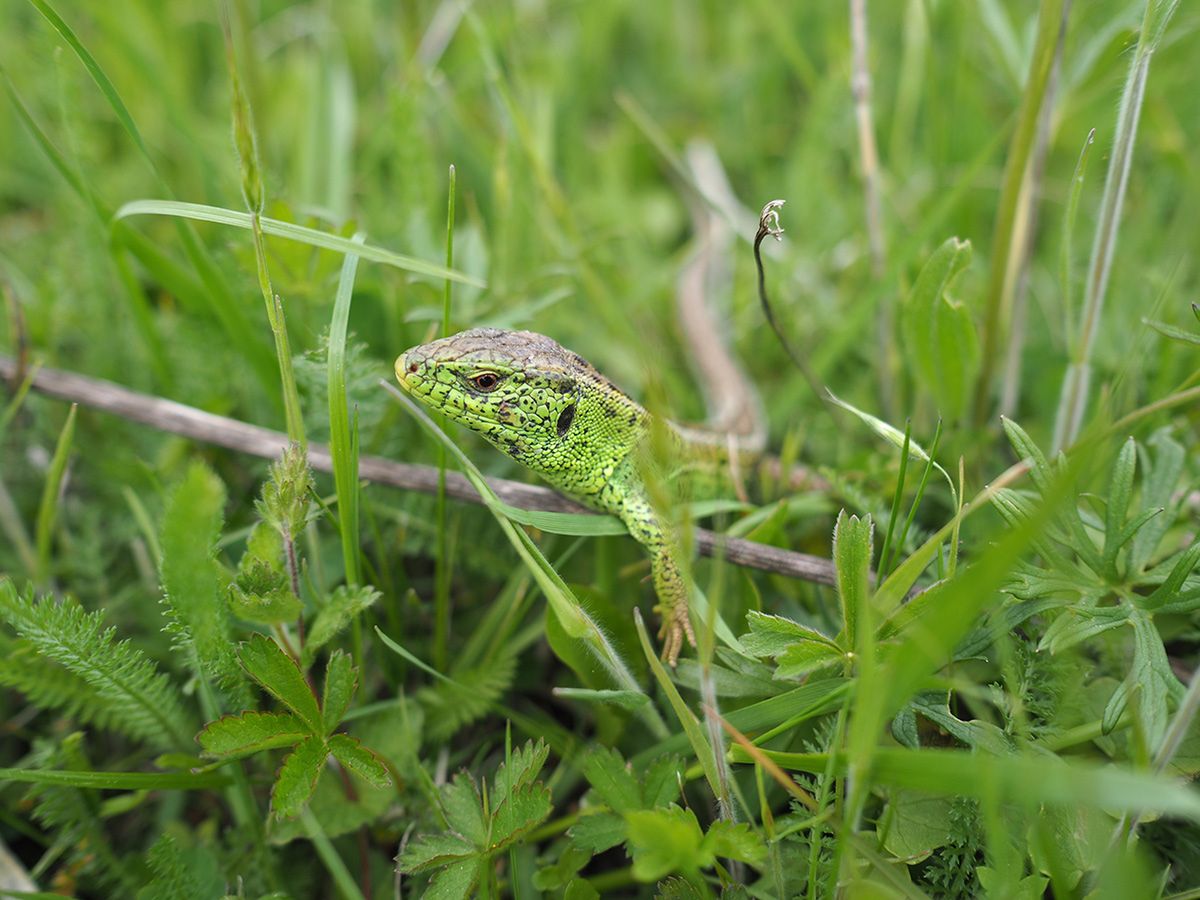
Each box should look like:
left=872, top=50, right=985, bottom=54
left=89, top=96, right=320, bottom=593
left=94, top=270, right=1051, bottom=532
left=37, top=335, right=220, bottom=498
left=507, top=367, right=651, bottom=513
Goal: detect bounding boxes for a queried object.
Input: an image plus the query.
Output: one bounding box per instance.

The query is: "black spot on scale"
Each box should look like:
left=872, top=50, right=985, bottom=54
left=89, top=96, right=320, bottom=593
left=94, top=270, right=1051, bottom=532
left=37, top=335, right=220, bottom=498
left=628, top=412, right=637, bottom=426
left=556, top=404, right=576, bottom=438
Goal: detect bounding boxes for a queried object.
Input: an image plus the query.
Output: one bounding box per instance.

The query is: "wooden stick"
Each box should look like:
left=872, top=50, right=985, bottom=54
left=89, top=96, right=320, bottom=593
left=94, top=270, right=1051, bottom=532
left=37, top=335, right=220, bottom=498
left=0, top=355, right=838, bottom=587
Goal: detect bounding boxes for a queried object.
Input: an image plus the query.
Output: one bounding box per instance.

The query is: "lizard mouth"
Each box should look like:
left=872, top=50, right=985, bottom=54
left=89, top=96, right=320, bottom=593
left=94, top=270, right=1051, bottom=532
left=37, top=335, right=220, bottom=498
left=394, top=351, right=422, bottom=390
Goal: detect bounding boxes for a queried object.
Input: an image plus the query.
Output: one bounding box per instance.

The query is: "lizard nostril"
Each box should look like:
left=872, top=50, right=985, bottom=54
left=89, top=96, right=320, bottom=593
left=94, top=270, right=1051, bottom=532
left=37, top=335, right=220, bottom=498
left=408, top=362, right=418, bottom=374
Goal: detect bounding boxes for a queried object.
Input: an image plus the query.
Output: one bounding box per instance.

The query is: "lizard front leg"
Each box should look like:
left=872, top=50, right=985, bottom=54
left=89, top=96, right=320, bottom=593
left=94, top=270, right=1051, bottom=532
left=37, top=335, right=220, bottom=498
left=617, top=493, right=696, bottom=665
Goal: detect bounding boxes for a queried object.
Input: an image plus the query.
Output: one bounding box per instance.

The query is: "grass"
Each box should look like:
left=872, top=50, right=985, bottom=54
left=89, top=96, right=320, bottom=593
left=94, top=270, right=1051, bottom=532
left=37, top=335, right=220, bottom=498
left=1, top=0, right=1200, bottom=897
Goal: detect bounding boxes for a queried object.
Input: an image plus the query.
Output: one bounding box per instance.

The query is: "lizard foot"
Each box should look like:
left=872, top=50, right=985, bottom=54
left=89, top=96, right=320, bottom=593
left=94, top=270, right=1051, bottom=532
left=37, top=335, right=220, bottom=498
left=655, top=600, right=696, bottom=667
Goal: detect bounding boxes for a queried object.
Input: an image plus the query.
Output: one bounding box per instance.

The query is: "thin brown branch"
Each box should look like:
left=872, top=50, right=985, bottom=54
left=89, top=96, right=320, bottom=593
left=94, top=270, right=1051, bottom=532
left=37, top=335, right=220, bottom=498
left=0, top=355, right=840, bottom=587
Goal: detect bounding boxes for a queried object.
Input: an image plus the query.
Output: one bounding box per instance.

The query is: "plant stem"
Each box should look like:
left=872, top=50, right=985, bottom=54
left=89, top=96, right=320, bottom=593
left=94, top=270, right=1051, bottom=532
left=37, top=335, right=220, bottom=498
left=434, top=164, right=456, bottom=671
left=972, top=0, right=1068, bottom=425
left=1053, top=0, right=1180, bottom=450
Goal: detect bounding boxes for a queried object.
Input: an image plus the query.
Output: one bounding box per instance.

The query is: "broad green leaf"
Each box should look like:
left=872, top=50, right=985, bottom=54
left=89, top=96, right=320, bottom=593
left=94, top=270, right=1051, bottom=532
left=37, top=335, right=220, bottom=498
left=834, top=510, right=874, bottom=648
left=327, top=735, right=390, bottom=788
left=239, top=634, right=322, bottom=734
left=899, top=237, right=978, bottom=419
left=115, top=200, right=483, bottom=286
left=569, top=812, right=626, bottom=853
left=303, top=585, right=381, bottom=666
left=581, top=746, right=641, bottom=813
left=197, top=711, right=308, bottom=758
left=625, top=806, right=706, bottom=881
left=271, top=735, right=328, bottom=819
left=491, top=782, right=553, bottom=849
left=321, top=651, right=357, bottom=734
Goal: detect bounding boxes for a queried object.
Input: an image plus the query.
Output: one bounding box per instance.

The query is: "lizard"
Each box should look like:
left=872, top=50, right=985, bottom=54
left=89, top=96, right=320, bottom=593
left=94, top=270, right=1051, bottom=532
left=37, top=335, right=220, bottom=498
left=396, top=153, right=783, bottom=664
left=394, top=326, right=757, bottom=665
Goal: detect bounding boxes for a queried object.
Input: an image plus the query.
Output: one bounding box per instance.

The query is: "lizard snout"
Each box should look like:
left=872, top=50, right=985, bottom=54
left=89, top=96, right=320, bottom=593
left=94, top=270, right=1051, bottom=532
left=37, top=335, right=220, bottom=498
left=394, top=349, right=425, bottom=387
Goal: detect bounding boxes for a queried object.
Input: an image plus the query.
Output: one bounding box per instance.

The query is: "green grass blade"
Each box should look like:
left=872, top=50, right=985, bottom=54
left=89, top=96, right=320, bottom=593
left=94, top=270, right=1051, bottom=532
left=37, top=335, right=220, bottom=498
left=328, top=235, right=364, bottom=592
left=115, top=200, right=484, bottom=286
left=0, top=767, right=229, bottom=790
left=34, top=403, right=76, bottom=584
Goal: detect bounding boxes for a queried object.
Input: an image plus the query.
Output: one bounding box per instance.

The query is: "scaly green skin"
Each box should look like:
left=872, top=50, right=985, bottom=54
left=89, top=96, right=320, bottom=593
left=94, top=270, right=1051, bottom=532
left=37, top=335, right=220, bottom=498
left=395, top=327, right=703, bottom=663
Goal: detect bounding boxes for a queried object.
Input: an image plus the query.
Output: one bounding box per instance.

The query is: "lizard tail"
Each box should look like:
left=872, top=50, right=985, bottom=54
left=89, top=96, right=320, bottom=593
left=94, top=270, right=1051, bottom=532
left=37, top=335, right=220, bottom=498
left=674, top=140, right=768, bottom=454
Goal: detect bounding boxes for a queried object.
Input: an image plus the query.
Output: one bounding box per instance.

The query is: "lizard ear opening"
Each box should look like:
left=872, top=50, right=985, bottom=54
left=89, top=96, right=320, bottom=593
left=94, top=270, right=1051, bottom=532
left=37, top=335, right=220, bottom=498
left=556, top=403, right=576, bottom=438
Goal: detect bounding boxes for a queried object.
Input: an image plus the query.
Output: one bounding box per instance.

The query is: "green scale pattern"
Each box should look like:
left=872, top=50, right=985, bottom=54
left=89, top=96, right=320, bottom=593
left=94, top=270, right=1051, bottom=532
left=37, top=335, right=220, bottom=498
left=396, top=327, right=715, bottom=662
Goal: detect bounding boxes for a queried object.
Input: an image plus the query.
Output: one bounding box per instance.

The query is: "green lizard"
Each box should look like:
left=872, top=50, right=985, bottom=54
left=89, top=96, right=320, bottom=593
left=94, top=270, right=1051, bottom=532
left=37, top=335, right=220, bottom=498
left=394, top=326, right=760, bottom=665
left=396, top=161, right=782, bottom=665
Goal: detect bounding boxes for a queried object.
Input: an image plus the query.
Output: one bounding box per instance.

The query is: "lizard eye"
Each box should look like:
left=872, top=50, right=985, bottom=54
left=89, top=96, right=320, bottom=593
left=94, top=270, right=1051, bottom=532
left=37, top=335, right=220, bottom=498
left=470, top=372, right=502, bottom=392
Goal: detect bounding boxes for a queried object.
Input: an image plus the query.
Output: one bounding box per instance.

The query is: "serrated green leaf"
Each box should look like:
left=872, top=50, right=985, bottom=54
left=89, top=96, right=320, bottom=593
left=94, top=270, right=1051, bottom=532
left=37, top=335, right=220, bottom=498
left=441, top=775, right=486, bottom=845
left=569, top=812, right=626, bottom=853
left=271, top=735, right=327, bottom=819
left=197, top=711, right=307, bottom=758
left=740, top=611, right=839, bottom=659
left=774, top=641, right=846, bottom=680
left=397, top=832, right=476, bottom=873
left=302, top=585, right=381, bottom=666
left=641, top=755, right=684, bottom=808
left=227, top=579, right=303, bottom=626
left=834, top=511, right=873, bottom=648
left=321, top=651, right=357, bottom=734
left=1001, top=417, right=1055, bottom=494
left=239, top=634, right=322, bottom=734
left=159, top=463, right=247, bottom=710
left=424, top=859, right=478, bottom=900
left=327, top=735, right=390, bottom=788
left=704, top=820, right=766, bottom=866
left=491, top=739, right=549, bottom=802
left=581, top=747, right=641, bottom=813
left=625, top=806, right=706, bottom=881
left=491, top=782, right=553, bottom=850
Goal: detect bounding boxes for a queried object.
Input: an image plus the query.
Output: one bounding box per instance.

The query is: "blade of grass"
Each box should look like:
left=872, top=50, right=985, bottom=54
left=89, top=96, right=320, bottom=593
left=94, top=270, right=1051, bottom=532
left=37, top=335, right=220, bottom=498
left=35, top=404, right=76, bottom=585
left=972, top=0, right=1069, bottom=423
left=115, top=200, right=482, bottom=286
left=0, top=768, right=229, bottom=790
left=223, top=9, right=306, bottom=447
left=632, top=609, right=724, bottom=806
left=328, top=235, right=365, bottom=616
left=434, top=164, right=457, bottom=672
left=1054, top=0, right=1181, bottom=449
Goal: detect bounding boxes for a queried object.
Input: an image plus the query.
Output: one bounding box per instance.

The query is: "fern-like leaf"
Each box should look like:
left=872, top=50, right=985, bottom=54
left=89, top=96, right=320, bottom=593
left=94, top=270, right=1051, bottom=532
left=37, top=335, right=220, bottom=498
left=0, top=578, right=193, bottom=749
left=159, top=463, right=249, bottom=711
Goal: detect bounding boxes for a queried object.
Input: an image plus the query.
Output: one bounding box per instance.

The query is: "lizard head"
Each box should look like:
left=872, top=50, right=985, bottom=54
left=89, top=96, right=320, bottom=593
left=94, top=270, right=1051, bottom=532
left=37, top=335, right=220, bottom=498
left=395, top=328, right=586, bottom=460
